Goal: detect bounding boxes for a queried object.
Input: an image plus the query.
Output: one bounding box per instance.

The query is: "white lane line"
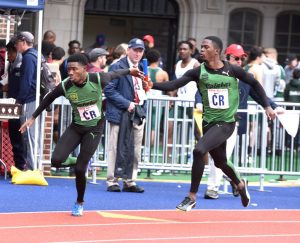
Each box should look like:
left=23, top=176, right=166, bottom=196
left=0, top=220, right=300, bottom=230
left=50, top=234, right=300, bottom=243
left=0, top=209, right=300, bottom=215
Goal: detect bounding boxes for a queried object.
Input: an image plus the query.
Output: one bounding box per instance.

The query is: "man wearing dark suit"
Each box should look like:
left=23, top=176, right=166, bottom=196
left=104, top=38, right=147, bottom=193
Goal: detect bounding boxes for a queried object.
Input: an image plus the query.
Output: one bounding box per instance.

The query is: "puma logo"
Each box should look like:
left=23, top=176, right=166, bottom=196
left=222, top=70, right=230, bottom=76
left=90, top=132, right=96, bottom=139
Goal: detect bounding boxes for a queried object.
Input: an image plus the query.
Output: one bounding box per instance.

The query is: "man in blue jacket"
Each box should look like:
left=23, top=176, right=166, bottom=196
left=15, top=31, right=38, bottom=170
left=5, top=40, right=27, bottom=171
left=104, top=38, right=147, bottom=193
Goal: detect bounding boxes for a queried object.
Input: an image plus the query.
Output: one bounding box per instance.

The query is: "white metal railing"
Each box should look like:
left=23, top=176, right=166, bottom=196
left=38, top=96, right=300, bottom=189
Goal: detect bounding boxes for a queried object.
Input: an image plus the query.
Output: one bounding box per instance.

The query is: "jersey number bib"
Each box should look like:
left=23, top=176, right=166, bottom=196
left=207, top=89, right=229, bottom=109
left=77, top=104, right=100, bottom=121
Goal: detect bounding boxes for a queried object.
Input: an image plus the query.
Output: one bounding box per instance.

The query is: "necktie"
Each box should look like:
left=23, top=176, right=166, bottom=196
left=133, top=66, right=140, bottom=104
left=133, top=76, right=140, bottom=104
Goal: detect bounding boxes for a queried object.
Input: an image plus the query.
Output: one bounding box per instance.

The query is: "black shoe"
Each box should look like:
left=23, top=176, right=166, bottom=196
left=107, top=185, right=121, bottom=192
left=238, top=178, right=250, bottom=207
left=229, top=181, right=240, bottom=197
left=122, top=185, right=144, bottom=193
left=176, top=197, right=196, bottom=211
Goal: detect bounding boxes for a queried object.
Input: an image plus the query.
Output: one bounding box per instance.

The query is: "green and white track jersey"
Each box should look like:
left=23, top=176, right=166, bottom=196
left=198, top=63, right=239, bottom=123
left=62, top=73, right=102, bottom=127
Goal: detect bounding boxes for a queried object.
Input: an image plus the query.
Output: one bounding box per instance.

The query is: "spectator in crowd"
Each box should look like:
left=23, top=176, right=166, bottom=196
left=43, top=30, right=56, bottom=45
left=48, top=46, right=66, bottom=85
left=244, top=46, right=264, bottom=84
left=14, top=31, right=38, bottom=170
left=262, top=48, right=286, bottom=99
left=19, top=53, right=143, bottom=216
left=146, top=48, right=169, bottom=145
left=42, top=30, right=56, bottom=62
left=110, top=43, right=128, bottom=66
left=60, top=40, right=81, bottom=80
left=261, top=48, right=286, bottom=153
left=284, top=68, right=300, bottom=147
left=284, top=54, right=300, bottom=85
left=5, top=40, right=27, bottom=171
left=42, top=41, right=55, bottom=63
left=171, top=41, right=200, bottom=162
left=143, top=35, right=155, bottom=53
left=143, top=34, right=164, bottom=68
left=46, top=46, right=66, bottom=145
left=87, top=48, right=109, bottom=73
left=244, top=46, right=264, bottom=157
left=284, top=68, right=300, bottom=102
left=174, top=41, right=200, bottom=108
left=85, top=33, right=106, bottom=54
left=0, top=40, right=6, bottom=79
left=104, top=38, right=147, bottom=193
left=187, top=37, right=202, bottom=63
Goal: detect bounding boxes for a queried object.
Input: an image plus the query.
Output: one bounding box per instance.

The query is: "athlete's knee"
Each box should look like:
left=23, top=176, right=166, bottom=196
left=75, top=166, right=86, bottom=177
left=193, top=147, right=206, bottom=159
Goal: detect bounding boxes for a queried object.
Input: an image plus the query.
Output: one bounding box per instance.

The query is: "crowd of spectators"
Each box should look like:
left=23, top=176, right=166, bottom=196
left=1, top=30, right=300, bottom=179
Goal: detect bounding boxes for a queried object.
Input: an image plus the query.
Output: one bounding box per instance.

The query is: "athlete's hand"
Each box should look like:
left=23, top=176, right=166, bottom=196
left=129, top=67, right=144, bottom=79
left=19, top=117, right=35, bottom=133
left=265, top=106, right=276, bottom=120
left=142, top=77, right=153, bottom=91
left=195, top=103, right=203, bottom=113
left=142, top=77, right=153, bottom=92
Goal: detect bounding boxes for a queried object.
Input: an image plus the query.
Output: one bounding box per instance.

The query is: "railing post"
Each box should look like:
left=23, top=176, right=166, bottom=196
left=259, top=113, right=268, bottom=191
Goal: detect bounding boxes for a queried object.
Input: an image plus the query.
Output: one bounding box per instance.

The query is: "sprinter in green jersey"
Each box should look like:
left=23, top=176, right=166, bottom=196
left=146, top=36, right=276, bottom=211
left=19, top=53, right=143, bottom=216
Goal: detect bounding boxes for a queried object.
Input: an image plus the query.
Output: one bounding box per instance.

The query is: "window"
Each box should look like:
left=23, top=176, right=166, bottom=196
left=275, top=11, right=300, bottom=65
left=228, top=9, right=262, bottom=51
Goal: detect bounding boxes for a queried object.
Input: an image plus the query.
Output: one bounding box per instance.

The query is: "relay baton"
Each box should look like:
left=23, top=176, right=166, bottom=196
left=142, top=58, right=150, bottom=92
left=143, top=58, right=148, bottom=80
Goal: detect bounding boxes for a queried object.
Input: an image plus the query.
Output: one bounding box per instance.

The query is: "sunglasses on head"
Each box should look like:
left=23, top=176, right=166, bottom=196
left=230, top=55, right=245, bottom=62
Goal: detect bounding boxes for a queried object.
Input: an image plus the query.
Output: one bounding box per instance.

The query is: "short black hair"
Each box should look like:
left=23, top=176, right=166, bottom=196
left=204, top=36, right=223, bottom=53
left=42, top=40, right=55, bottom=58
left=5, top=41, right=16, bottom=52
left=293, top=68, right=300, bottom=79
left=247, top=46, right=263, bottom=62
left=51, top=46, right=65, bottom=60
left=177, top=40, right=193, bottom=50
left=67, top=53, right=89, bottom=66
left=68, top=40, right=81, bottom=48
left=286, top=54, right=297, bottom=65
left=146, top=49, right=161, bottom=64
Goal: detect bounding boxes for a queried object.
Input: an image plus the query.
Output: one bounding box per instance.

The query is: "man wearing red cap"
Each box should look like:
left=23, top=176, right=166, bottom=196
left=143, top=35, right=155, bottom=49
left=204, top=44, right=284, bottom=200
left=143, top=34, right=164, bottom=69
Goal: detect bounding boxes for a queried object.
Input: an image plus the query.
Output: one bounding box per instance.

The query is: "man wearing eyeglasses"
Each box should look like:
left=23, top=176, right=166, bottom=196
left=204, top=44, right=284, bottom=200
